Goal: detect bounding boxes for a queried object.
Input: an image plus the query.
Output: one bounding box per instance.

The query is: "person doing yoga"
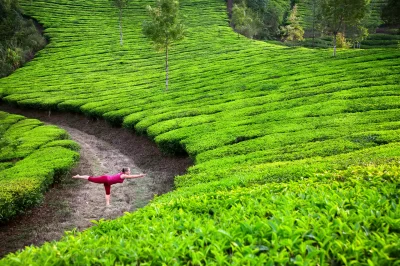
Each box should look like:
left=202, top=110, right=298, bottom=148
left=73, top=167, right=146, bottom=206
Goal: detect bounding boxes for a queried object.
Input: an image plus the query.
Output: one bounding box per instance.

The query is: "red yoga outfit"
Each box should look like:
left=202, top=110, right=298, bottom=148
left=88, top=172, right=124, bottom=195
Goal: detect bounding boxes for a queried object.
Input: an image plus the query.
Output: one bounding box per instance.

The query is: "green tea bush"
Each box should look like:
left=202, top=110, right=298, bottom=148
left=0, top=0, right=399, bottom=263
left=0, top=111, right=79, bottom=223
left=2, top=162, right=399, bottom=265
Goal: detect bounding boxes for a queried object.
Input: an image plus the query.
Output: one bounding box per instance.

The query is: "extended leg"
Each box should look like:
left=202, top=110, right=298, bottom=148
left=72, top=175, right=90, bottom=179
left=87, top=175, right=109, bottom=183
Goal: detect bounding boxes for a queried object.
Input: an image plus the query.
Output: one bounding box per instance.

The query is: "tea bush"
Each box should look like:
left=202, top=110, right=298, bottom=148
left=2, top=162, right=399, bottom=265
left=0, top=0, right=399, bottom=263
left=0, top=111, right=79, bottom=223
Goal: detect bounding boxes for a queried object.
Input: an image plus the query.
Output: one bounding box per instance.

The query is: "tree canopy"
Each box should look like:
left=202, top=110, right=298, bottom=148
left=231, top=1, right=262, bottom=39
left=0, top=0, right=46, bottom=77
left=381, top=0, right=400, bottom=26
left=143, top=0, right=185, bottom=51
left=142, top=0, right=185, bottom=90
left=280, top=4, right=304, bottom=43
left=319, top=0, right=370, bottom=56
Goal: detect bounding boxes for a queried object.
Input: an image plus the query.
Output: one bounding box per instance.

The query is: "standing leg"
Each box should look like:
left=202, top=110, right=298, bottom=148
left=104, top=183, right=111, bottom=206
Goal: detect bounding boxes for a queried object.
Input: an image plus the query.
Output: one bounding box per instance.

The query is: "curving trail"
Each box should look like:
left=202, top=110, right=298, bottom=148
left=53, top=124, right=153, bottom=221
left=0, top=104, right=192, bottom=258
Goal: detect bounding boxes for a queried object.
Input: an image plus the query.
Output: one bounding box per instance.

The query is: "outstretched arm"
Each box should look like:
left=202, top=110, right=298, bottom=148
left=121, top=173, right=146, bottom=179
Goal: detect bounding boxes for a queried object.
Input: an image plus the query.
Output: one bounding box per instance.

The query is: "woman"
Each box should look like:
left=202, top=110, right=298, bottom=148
left=73, top=167, right=146, bottom=206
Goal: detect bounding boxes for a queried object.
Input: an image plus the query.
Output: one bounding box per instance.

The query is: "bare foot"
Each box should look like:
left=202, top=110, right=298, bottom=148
left=72, top=175, right=80, bottom=178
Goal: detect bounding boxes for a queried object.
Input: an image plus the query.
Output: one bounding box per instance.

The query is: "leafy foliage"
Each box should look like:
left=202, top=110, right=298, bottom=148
left=0, top=111, right=80, bottom=223
left=280, top=4, right=304, bottom=42
left=0, top=0, right=399, bottom=263
left=0, top=0, right=46, bottom=77
left=297, top=0, right=391, bottom=49
left=232, top=0, right=291, bottom=39
left=381, top=0, right=400, bottom=26
left=319, top=0, right=370, bottom=55
left=143, top=0, right=185, bottom=90
left=111, top=0, right=128, bottom=10
left=2, top=162, right=399, bottom=264
left=143, top=0, right=185, bottom=51
left=231, top=1, right=262, bottom=39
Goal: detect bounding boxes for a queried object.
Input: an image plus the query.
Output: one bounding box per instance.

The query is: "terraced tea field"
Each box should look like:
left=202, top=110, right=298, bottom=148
left=0, top=111, right=79, bottom=222
left=0, top=0, right=399, bottom=264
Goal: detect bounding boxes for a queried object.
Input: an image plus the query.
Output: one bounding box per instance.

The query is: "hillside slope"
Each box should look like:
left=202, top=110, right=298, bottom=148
left=0, top=0, right=399, bottom=264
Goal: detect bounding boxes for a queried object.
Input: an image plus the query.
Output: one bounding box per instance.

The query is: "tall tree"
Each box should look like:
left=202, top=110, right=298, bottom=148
left=111, top=0, right=128, bottom=46
left=231, top=2, right=262, bottom=39
left=227, top=0, right=233, bottom=18
left=310, top=0, right=320, bottom=47
left=346, top=24, right=368, bottom=48
left=319, top=0, right=370, bottom=56
left=280, top=4, right=304, bottom=43
left=0, top=0, right=20, bottom=39
left=381, top=0, right=400, bottom=26
left=249, top=0, right=287, bottom=39
left=143, top=0, right=185, bottom=91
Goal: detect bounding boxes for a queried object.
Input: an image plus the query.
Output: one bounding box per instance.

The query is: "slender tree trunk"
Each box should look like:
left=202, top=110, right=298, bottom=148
left=119, top=8, right=123, bottom=46
left=227, top=0, right=233, bottom=19
left=312, top=0, right=315, bottom=48
left=165, top=40, right=169, bottom=91
left=343, top=23, right=346, bottom=42
left=333, top=33, right=337, bottom=56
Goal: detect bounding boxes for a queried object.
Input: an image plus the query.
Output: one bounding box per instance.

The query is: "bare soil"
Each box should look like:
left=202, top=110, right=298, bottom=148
left=0, top=103, right=192, bottom=258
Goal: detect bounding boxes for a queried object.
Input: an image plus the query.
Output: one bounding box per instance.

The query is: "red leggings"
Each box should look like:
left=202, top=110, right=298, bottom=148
left=88, top=176, right=112, bottom=195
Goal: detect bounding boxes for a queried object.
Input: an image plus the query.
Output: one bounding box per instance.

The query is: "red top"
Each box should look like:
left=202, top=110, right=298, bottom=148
left=107, top=172, right=124, bottom=184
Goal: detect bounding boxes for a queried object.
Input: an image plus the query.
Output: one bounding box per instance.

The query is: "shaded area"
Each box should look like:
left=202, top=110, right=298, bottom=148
left=0, top=103, right=192, bottom=258
left=0, top=10, right=47, bottom=78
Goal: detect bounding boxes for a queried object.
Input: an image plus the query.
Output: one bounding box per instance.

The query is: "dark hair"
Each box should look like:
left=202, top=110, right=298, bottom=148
left=121, top=167, right=130, bottom=173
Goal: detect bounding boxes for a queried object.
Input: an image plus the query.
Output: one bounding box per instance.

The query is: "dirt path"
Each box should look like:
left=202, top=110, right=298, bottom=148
left=0, top=104, right=192, bottom=258
left=55, top=124, right=155, bottom=222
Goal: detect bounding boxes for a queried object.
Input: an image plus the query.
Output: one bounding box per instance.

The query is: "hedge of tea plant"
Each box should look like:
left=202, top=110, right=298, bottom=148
left=0, top=111, right=79, bottom=223
left=0, top=0, right=399, bottom=263
left=1, top=161, right=399, bottom=264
